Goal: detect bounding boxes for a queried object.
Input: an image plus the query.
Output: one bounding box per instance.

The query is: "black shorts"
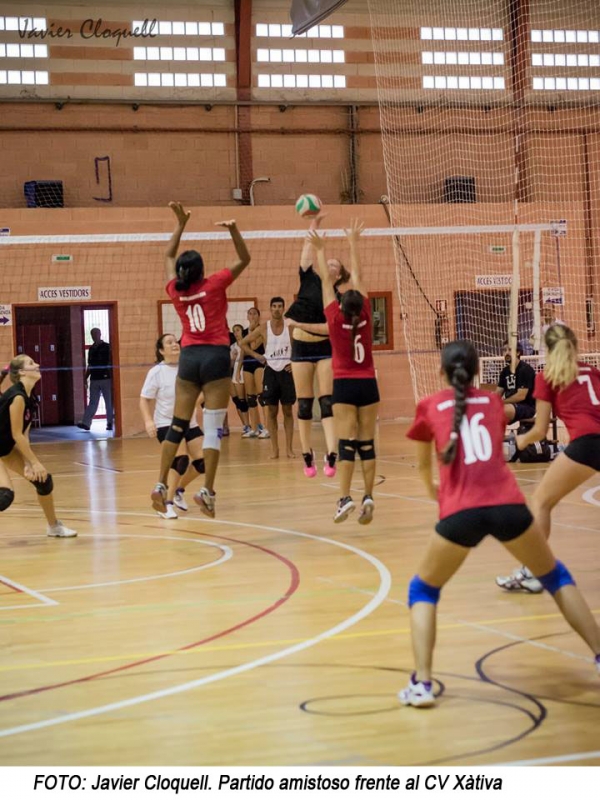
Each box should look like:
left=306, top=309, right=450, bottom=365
left=178, top=345, right=230, bottom=386
left=156, top=425, right=203, bottom=444
left=262, top=366, right=296, bottom=406
left=510, top=403, right=536, bottom=423
left=564, top=433, right=600, bottom=471
left=435, top=504, right=533, bottom=548
left=333, top=378, right=380, bottom=408
left=291, top=337, right=332, bottom=364
left=243, top=358, right=264, bottom=376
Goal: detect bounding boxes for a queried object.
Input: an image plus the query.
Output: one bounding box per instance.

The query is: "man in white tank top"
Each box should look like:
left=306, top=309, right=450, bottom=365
left=240, top=297, right=296, bottom=458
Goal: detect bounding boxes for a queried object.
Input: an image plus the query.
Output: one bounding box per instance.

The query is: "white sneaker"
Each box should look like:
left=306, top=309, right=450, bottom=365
left=158, top=503, right=178, bottom=520
left=496, top=565, right=543, bottom=593
left=47, top=521, right=77, bottom=538
left=257, top=428, right=271, bottom=439
left=358, top=495, right=375, bottom=525
left=151, top=482, right=167, bottom=512
left=173, top=489, right=188, bottom=512
left=194, top=487, right=216, bottom=518
left=242, top=426, right=257, bottom=438
left=398, top=675, right=435, bottom=708
left=334, top=496, right=355, bottom=523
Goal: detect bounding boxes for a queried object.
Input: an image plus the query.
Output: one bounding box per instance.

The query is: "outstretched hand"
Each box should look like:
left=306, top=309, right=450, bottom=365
left=308, top=212, right=326, bottom=232
left=345, top=218, right=364, bottom=243
left=306, top=229, right=325, bottom=251
left=168, top=201, right=191, bottom=227
left=215, top=219, right=237, bottom=230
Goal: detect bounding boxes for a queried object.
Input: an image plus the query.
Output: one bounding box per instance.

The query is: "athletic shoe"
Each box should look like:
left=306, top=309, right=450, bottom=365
left=222, top=424, right=230, bottom=437
left=398, top=674, right=435, bottom=708
left=358, top=494, right=375, bottom=525
left=76, top=422, right=90, bottom=431
left=151, top=482, right=168, bottom=513
left=242, top=426, right=257, bottom=438
left=334, top=496, right=355, bottom=523
left=158, top=502, right=178, bottom=520
left=257, top=428, right=271, bottom=439
left=194, top=487, right=216, bottom=518
left=47, top=521, right=78, bottom=538
left=323, top=452, right=337, bottom=478
left=303, top=450, right=317, bottom=478
left=496, top=565, right=543, bottom=594
left=173, top=489, right=188, bottom=512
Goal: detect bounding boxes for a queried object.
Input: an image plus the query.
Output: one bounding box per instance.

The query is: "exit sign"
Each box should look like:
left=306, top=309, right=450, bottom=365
left=52, top=254, right=73, bottom=263
left=489, top=245, right=506, bottom=254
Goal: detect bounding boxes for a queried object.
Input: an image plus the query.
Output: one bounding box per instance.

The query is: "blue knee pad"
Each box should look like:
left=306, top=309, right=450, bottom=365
left=538, top=560, right=575, bottom=595
left=408, top=575, right=441, bottom=607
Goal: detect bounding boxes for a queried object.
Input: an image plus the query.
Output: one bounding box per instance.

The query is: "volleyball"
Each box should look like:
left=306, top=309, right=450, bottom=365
left=295, top=194, right=322, bottom=218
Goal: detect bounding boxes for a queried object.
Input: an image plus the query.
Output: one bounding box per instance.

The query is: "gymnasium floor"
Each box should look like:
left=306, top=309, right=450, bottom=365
left=1, top=422, right=599, bottom=766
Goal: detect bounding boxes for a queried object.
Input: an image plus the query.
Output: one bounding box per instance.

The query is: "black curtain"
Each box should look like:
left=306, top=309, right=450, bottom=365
left=290, top=0, right=350, bottom=35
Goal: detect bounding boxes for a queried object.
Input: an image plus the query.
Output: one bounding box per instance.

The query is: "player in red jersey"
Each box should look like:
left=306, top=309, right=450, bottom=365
left=151, top=202, right=251, bottom=518
left=288, top=221, right=379, bottom=524
left=496, top=324, right=600, bottom=591
left=400, top=340, right=600, bottom=707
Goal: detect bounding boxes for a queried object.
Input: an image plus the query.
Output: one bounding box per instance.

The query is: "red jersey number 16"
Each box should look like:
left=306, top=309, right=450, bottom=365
left=460, top=412, right=492, bottom=465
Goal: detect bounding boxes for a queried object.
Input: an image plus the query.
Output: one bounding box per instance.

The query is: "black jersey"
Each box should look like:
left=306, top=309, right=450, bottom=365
left=0, top=382, right=37, bottom=457
left=285, top=265, right=326, bottom=324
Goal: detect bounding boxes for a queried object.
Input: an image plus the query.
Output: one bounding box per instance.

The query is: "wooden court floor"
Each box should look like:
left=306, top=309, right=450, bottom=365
left=1, top=422, right=599, bottom=767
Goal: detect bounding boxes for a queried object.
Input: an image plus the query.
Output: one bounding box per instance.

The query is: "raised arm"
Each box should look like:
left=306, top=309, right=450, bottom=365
left=165, top=202, right=191, bottom=281
left=286, top=319, right=329, bottom=337
left=344, top=219, right=366, bottom=296
left=306, top=230, right=336, bottom=308
left=215, top=220, right=251, bottom=280
left=299, top=213, right=325, bottom=271
left=515, top=400, right=552, bottom=450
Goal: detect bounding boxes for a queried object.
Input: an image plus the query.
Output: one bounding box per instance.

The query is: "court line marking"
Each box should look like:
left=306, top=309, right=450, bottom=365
left=0, top=512, right=391, bottom=739
left=37, top=535, right=231, bottom=593
left=582, top=485, right=600, bottom=507
left=501, top=749, right=600, bottom=766
left=0, top=575, right=58, bottom=612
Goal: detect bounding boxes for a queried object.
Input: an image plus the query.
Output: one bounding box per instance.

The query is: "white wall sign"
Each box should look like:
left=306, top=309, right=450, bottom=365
left=550, top=219, right=567, bottom=237
left=0, top=227, right=10, bottom=237
left=542, top=287, right=565, bottom=305
left=0, top=304, right=12, bottom=326
left=475, top=275, right=513, bottom=288
left=38, top=286, right=92, bottom=301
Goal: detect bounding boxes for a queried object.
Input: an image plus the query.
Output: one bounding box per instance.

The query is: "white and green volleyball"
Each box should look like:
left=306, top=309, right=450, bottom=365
left=295, top=193, right=322, bottom=217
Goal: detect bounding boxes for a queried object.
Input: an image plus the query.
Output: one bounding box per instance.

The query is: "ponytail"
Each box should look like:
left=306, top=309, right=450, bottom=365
left=9, top=354, right=27, bottom=385
left=440, top=366, right=469, bottom=464
left=544, top=324, right=578, bottom=390
left=175, top=250, right=204, bottom=292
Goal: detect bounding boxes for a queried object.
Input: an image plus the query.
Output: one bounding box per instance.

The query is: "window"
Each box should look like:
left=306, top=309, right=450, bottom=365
left=132, top=20, right=224, bottom=36
left=133, top=46, right=226, bottom=61
left=369, top=293, right=393, bottom=350
left=532, top=76, right=600, bottom=91
left=0, top=69, right=48, bottom=84
left=0, top=16, right=46, bottom=31
left=531, top=29, right=600, bottom=43
left=134, top=72, right=227, bottom=87
left=531, top=53, right=600, bottom=68
left=422, top=51, right=504, bottom=66
left=257, top=73, right=345, bottom=88
left=256, top=23, right=344, bottom=38
left=0, top=43, right=48, bottom=58
left=423, top=75, right=505, bottom=90
left=421, top=27, right=503, bottom=41
left=256, top=48, right=345, bottom=63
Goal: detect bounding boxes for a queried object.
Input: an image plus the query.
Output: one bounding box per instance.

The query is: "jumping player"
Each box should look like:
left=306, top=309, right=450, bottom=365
left=401, top=340, right=600, bottom=707
left=289, top=221, right=379, bottom=524
left=497, top=324, right=600, bottom=592
left=151, top=202, right=251, bottom=518
left=140, top=333, right=205, bottom=519
left=0, top=355, right=77, bottom=537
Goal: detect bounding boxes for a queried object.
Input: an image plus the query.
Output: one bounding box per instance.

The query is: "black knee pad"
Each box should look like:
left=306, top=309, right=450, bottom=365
left=171, top=455, right=189, bottom=476
left=247, top=394, right=258, bottom=409
left=297, top=397, right=313, bottom=421
left=232, top=396, right=243, bottom=411
left=238, top=398, right=249, bottom=413
left=338, top=439, right=357, bottom=462
left=318, top=394, right=333, bottom=419
left=0, top=487, right=15, bottom=511
left=165, top=417, right=190, bottom=445
left=33, top=474, right=54, bottom=496
left=356, top=439, right=376, bottom=461
left=192, top=458, right=205, bottom=475
left=258, top=393, right=268, bottom=407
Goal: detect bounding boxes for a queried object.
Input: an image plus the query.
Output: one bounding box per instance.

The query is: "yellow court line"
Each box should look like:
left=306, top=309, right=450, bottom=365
left=2, top=609, right=597, bottom=676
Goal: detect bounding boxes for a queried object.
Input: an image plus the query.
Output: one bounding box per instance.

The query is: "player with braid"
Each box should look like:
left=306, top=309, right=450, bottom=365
left=401, top=340, right=600, bottom=707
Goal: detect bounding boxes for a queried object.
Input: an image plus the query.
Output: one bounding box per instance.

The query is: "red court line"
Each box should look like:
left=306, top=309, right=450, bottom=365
left=0, top=579, right=23, bottom=595
left=0, top=532, right=300, bottom=703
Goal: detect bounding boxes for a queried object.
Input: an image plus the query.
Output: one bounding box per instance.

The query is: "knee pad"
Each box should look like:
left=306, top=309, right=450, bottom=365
left=356, top=439, right=376, bottom=461
left=171, top=455, right=189, bottom=476
left=338, top=439, right=357, bottom=462
left=297, top=397, right=313, bottom=421
left=318, top=394, right=333, bottom=420
left=258, top=393, right=268, bottom=407
left=238, top=398, right=249, bottom=413
left=192, top=458, right=205, bottom=475
left=0, top=487, right=15, bottom=511
left=408, top=575, right=441, bottom=608
left=538, top=560, right=575, bottom=595
left=203, top=408, right=227, bottom=450
left=33, top=474, right=54, bottom=496
left=165, top=416, right=190, bottom=445
left=247, top=394, right=258, bottom=409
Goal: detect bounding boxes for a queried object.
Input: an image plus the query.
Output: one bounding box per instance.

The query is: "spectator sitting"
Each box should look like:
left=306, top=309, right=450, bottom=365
left=496, top=341, right=536, bottom=424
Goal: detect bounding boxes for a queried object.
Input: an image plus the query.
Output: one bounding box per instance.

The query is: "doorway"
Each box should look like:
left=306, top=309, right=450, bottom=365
left=13, top=302, right=121, bottom=440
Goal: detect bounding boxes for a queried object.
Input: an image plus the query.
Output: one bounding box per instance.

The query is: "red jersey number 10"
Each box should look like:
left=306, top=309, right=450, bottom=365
left=186, top=304, right=206, bottom=333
